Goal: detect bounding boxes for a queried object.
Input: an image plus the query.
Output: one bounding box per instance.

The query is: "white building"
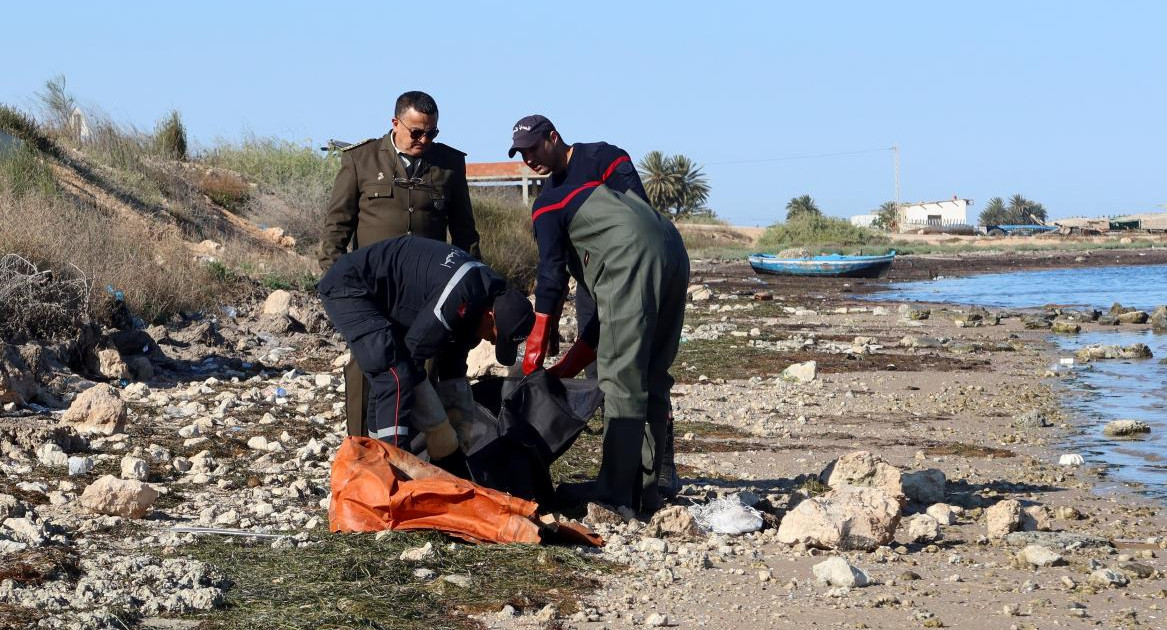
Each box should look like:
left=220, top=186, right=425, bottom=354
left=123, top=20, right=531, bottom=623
left=850, top=214, right=877, bottom=228
left=899, top=198, right=971, bottom=229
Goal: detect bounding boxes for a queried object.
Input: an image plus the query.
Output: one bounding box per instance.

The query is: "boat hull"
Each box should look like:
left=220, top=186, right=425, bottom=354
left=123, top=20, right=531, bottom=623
left=748, top=252, right=896, bottom=279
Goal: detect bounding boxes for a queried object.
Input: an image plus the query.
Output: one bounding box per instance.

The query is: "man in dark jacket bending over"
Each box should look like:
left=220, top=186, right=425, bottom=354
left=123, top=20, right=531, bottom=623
left=318, top=236, right=534, bottom=473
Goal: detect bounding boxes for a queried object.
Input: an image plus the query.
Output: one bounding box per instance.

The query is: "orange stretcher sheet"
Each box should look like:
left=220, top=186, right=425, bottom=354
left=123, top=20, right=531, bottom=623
left=329, top=436, right=601, bottom=546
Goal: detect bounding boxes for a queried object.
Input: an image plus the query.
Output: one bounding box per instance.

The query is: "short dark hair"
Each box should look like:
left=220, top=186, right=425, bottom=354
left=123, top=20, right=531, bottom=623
left=395, top=91, right=439, bottom=118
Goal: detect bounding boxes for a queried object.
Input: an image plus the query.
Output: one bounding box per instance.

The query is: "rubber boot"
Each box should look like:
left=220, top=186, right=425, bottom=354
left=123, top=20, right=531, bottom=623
left=594, top=417, right=648, bottom=511
left=658, top=414, right=681, bottom=499
left=640, top=415, right=668, bottom=514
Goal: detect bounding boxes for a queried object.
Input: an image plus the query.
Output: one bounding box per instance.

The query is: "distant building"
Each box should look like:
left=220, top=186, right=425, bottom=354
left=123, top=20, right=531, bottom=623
left=898, top=197, right=971, bottom=231
left=465, top=161, right=548, bottom=206
left=850, top=214, right=877, bottom=228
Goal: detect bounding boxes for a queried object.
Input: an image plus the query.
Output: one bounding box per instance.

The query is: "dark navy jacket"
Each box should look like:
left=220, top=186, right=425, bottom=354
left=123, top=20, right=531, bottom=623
left=530, top=142, right=647, bottom=345
left=318, top=236, right=504, bottom=377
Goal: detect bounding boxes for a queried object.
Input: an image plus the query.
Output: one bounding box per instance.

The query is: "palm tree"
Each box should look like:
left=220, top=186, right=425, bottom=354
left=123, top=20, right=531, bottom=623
left=637, top=151, right=713, bottom=218
left=873, top=201, right=899, bottom=231
left=638, top=151, right=678, bottom=214
left=1007, top=194, right=1047, bottom=223
left=978, top=196, right=1008, bottom=226
left=785, top=195, right=821, bottom=221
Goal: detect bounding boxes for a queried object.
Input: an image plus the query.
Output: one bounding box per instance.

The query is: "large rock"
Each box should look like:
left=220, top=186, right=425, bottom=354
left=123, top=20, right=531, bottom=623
left=465, top=338, right=508, bottom=379
left=79, top=475, right=158, bottom=518
left=687, top=284, right=714, bottom=302
left=1151, top=306, right=1167, bottom=332
left=812, top=556, right=870, bottom=588
left=95, top=348, right=131, bottom=381
left=777, top=486, right=902, bottom=551
left=1103, top=419, right=1151, bottom=437
left=262, top=290, right=293, bottom=317
left=1116, top=310, right=1149, bottom=324
left=901, top=469, right=946, bottom=504
left=819, top=451, right=903, bottom=499
left=59, top=384, right=126, bottom=436
left=1075, top=343, right=1153, bottom=361
left=1017, top=544, right=1064, bottom=568
left=904, top=513, right=940, bottom=542
left=646, top=505, right=703, bottom=538
left=985, top=499, right=1022, bottom=539
left=781, top=361, right=817, bottom=383
left=0, top=344, right=36, bottom=405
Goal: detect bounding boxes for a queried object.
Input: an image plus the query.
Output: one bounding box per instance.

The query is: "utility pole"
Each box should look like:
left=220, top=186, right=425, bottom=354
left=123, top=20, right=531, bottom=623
left=892, top=145, right=902, bottom=229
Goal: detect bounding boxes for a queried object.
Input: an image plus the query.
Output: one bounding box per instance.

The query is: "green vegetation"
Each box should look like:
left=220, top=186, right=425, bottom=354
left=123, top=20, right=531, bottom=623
left=0, top=144, right=58, bottom=198
left=638, top=150, right=713, bottom=219
left=472, top=190, right=539, bottom=291
left=872, top=200, right=899, bottom=232
left=979, top=194, right=1048, bottom=226
left=182, top=531, right=606, bottom=629
left=154, top=110, right=188, bottom=161
left=784, top=194, right=821, bottom=221
left=757, top=213, right=888, bottom=251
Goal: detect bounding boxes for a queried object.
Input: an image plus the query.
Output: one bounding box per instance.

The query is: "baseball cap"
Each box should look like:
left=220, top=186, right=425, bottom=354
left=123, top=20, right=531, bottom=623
left=508, top=114, right=555, bottom=158
left=491, top=288, right=535, bottom=365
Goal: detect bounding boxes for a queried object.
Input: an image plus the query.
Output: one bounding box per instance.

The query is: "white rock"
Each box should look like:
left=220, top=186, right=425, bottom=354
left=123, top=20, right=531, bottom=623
left=120, top=456, right=149, bottom=481
left=79, top=475, right=159, bottom=518
left=782, top=360, right=817, bottom=383
left=172, top=457, right=193, bottom=473
left=812, top=556, right=870, bottom=588
left=59, top=384, right=127, bottom=435
left=926, top=503, right=956, bottom=526
left=67, top=456, right=95, bottom=476
left=36, top=443, right=69, bottom=468
left=985, top=499, right=1022, bottom=539
left=901, top=469, right=946, bottom=504
left=820, top=451, right=903, bottom=499
left=441, top=574, right=472, bottom=588
left=1018, top=545, right=1064, bottom=568
left=1088, top=568, right=1129, bottom=588
left=262, top=289, right=293, bottom=317
left=1102, top=420, right=1151, bottom=437
left=645, top=612, right=670, bottom=627
left=905, top=513, right=940, bottom=542
left=314, top=374, right=336, bottom=388
left=400, top=542, right=435, bottom=562
left=777, top=486, right=902, bottom=551
left=247, top=436, right=270, bottom=451
left=1058, top=453, right=1085, bottom=467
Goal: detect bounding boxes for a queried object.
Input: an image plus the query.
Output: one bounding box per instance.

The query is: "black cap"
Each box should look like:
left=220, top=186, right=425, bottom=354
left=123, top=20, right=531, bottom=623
left=508, top=114, right=555, bottom=158
left=491, top=288, right=535, bottom=365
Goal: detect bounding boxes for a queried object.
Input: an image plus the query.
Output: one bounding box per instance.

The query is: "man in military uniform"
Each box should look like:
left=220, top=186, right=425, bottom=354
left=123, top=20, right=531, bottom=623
left=319, top=91, right=481, bottom=438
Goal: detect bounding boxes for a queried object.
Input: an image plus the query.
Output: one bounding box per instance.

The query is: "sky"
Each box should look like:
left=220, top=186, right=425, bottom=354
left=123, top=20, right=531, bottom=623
left=3, top=1, right=1164, bottom=226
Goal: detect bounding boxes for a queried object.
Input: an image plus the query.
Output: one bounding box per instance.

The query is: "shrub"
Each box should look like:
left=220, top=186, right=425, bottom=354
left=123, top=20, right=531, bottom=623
left=472, top=190, right=538, bottom=291
left=757, top=213, right=888, bottom=251
left=198, top=170, right=251, bottom=212
left=202, top=135, right=340, bottom=249
left=154, top=110, right=188, bottom=161
left=0, top=253, right=89, bottom=344
left=0, top=144, right=58, bottom=198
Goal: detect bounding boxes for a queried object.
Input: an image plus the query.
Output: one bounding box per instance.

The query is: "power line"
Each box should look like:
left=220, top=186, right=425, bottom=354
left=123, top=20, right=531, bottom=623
left=703, top=146, right=895, bottom=167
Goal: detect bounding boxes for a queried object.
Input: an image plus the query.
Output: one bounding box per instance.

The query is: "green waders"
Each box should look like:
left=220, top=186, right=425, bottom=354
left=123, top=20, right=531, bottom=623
left=568, top=186, right=690, bottom=512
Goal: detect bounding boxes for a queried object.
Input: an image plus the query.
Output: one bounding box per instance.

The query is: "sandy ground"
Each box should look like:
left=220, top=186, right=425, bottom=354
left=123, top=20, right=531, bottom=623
left=530, top=250, right=1167, bottom=630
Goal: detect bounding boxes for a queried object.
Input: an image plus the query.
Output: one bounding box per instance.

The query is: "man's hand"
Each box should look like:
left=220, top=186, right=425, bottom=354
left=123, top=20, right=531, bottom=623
left=522, top=313, right=555, bottom=374
left=546, top=341, right=596, bottom=379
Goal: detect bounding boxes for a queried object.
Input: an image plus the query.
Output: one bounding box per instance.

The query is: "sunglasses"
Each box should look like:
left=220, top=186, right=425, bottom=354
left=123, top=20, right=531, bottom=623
left=396, top=121, right=439, bottom=141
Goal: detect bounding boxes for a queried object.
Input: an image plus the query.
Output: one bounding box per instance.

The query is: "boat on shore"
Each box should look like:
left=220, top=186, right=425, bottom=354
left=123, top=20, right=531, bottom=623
left=748, top=250, right=896, bottom=278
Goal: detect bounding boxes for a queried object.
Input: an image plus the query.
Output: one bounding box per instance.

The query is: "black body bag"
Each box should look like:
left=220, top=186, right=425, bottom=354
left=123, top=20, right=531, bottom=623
left=465, top=371, right=603, bottom=505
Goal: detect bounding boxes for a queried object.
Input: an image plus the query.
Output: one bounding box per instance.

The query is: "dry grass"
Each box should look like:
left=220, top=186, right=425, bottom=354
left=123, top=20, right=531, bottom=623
left=472, top=190, right=539, bottom=291
left=0, top=189, right=220, bottom=326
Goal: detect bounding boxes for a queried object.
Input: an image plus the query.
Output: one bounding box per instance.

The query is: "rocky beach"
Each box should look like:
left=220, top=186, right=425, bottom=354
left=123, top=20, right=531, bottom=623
left=2, top=248, right=1167, bottom=629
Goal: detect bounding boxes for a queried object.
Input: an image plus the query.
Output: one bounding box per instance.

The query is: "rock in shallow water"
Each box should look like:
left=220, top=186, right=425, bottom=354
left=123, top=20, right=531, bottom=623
left=1102, top=419, right=1151, bottom=437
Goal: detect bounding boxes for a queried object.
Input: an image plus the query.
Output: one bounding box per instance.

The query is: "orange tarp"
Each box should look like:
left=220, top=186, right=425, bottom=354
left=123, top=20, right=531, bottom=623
left=329, top=436, right=600, bottom=546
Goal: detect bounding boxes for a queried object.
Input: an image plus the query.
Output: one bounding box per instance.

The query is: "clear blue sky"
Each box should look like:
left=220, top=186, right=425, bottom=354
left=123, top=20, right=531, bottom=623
left=4, top=1, right=1164, bottom=225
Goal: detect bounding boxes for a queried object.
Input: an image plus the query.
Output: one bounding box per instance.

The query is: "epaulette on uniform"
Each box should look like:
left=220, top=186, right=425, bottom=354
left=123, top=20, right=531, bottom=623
left=341, top=138, right=376, bottom=152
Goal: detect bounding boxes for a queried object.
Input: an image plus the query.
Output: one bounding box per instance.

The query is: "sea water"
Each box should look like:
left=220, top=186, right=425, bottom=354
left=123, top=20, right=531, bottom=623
left=874, top=264, right=1167, bottom=500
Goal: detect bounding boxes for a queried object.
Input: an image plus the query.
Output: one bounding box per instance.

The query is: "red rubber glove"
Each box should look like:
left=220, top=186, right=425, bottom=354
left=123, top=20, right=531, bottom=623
left=522, top=313, right=554, bottom=374
left=546, top=341, right=596, bottom=379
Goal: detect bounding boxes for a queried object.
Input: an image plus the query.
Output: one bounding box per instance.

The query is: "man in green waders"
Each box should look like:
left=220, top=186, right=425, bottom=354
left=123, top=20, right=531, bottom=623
left=508, top=115, right=689, bottom=513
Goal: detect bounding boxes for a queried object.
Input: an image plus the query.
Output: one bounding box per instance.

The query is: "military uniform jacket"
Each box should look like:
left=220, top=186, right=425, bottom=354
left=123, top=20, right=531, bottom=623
left=318, top=134, right=480, bottom=271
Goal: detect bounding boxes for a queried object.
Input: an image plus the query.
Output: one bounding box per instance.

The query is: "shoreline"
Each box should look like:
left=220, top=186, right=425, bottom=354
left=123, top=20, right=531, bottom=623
left=562, top=249, right=1167, bottom=629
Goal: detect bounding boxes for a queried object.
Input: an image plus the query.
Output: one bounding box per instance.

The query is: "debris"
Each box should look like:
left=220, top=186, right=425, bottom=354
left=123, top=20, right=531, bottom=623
left=689, top=495, right=764, bottom=535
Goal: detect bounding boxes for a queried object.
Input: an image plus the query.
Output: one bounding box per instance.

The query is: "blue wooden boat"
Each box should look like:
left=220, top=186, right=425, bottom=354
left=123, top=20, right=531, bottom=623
left=748, top=251, right=896, bottom=278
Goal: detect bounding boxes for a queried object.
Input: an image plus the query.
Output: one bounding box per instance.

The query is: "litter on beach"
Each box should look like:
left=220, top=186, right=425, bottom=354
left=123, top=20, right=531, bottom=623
left=688, top=495, right=764, bottom=535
